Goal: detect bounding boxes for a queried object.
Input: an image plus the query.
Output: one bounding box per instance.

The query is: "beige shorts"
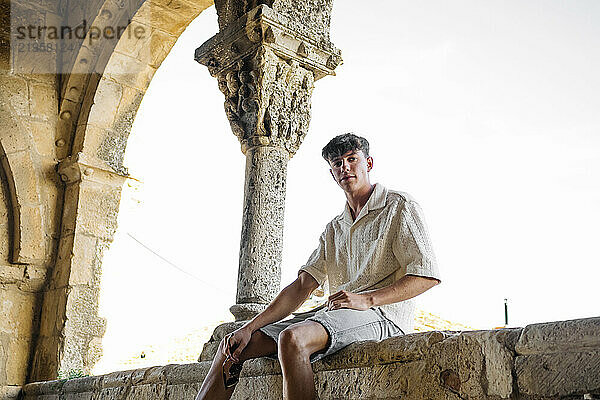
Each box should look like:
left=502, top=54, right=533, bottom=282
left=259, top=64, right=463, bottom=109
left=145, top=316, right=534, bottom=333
left=259, top=306, right=403, bottom=362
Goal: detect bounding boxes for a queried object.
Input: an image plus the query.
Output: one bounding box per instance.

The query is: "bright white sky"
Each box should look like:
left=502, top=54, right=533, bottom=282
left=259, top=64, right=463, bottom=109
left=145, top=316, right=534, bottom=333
left=97, top=0, right=600, bottom=372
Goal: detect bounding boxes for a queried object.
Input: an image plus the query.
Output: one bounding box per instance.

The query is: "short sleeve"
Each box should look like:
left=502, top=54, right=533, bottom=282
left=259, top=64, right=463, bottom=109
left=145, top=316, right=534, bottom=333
left=393, top=200, right=441, bottom=281
left=298, top=229, right=328, bottom=287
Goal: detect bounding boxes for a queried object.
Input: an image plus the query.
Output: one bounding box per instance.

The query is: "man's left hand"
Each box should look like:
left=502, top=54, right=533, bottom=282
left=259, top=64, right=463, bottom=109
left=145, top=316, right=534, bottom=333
left=327, top=290, right=372, bottom=311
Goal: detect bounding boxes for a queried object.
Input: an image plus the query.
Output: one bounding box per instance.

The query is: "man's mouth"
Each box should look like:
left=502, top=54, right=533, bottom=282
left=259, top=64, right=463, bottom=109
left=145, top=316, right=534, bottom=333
left=340, top=176, right=354, bottom=182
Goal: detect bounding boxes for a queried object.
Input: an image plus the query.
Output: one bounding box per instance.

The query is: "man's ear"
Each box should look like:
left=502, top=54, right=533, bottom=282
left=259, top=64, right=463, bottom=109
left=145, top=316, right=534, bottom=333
left=367, top=157, right=374, bottom=172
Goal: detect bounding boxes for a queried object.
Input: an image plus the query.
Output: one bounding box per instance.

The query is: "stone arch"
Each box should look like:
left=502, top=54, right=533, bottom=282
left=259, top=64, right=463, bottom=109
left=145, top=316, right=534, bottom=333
left=30, top=0, right=216, bottom=380
left=0, top=105, right=46, bottom=265
left=55, top=0, right=214, bottom=168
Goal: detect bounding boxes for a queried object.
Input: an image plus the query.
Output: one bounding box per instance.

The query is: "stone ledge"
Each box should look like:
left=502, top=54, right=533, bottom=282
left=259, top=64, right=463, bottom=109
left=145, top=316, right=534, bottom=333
left=0, top=385, right=22, bottom=400
left=21, top=318, right=600, bottom=400
left=515, top=316, right=600, bottom=355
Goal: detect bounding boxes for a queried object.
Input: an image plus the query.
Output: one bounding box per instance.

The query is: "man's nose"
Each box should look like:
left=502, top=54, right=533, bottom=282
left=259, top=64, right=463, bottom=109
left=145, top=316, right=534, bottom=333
left=341, top=160, right=350, bottom=171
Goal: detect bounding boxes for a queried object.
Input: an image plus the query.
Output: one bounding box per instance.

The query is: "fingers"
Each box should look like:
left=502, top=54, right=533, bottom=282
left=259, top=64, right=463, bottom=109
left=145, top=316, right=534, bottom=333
left=330, top=300, right=349, bottom=310
left=327, top=290, right=350, bottom=310
left=223, top=332, right=245, bottom=363
left=328, top=290, right=346, bottom=301
left=231, top=346, right=243, bottom=363
left=222, top=334, right=232, bottom=358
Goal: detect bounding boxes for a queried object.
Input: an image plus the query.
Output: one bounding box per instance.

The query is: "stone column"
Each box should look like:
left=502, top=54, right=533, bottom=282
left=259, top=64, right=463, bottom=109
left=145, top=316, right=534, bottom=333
left=195, top=1, right=341, bottom=321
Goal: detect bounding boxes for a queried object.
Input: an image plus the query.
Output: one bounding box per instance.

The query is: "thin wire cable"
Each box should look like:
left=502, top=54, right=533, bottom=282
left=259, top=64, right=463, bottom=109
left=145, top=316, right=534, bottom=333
left=126, top=232, right=227, bottom=294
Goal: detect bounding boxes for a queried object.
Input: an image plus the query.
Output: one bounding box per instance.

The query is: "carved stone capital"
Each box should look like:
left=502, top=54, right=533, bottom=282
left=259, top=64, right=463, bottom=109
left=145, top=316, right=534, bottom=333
left=196, top=5, right=341, bottom=80
left=195, top=4, right=342, bottom=156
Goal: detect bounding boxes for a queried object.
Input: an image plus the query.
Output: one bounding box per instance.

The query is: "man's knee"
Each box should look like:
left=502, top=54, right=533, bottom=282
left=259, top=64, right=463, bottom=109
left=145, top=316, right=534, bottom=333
left=278, top=327, right=307, bottom=356
left=278, top=323, right=328, bottom=358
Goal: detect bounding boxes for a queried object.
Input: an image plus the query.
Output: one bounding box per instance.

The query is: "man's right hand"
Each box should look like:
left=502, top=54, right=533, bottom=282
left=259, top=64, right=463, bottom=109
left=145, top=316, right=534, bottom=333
left=222, top=326, right=253, bottom=363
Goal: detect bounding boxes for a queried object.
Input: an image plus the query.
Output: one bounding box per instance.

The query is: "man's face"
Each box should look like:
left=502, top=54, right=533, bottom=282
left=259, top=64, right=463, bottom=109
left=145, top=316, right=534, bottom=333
left=328, top=150, right=373, bottom=192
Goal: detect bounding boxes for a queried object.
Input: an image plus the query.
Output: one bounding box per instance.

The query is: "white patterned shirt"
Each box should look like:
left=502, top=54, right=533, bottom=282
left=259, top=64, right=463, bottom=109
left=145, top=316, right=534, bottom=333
left=299, top=183, right=441, bottom=333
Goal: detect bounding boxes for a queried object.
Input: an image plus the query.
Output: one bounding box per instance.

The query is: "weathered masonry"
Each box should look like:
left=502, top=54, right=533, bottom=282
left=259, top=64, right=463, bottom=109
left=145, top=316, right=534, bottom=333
left=18, top=318, right=600, bottom=399
left=1, top=0, right=599, bottom=399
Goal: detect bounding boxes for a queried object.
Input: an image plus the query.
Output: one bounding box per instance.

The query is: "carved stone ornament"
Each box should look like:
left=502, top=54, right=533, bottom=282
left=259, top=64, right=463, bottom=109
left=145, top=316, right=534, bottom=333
left=217, top=47, right=314, bottom=155
left=195, top=3, right=342, bottom=156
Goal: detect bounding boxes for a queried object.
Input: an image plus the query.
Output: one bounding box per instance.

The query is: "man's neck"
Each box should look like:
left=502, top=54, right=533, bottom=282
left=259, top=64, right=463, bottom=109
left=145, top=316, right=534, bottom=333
left=346, top=183, right=375, bottom=221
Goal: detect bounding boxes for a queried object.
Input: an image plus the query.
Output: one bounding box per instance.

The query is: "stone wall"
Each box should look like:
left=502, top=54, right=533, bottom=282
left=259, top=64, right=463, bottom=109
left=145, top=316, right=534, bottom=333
left=0, top=67, right=61, bottom=392
left=1, top=0, right=213, bottom=387
left=16, top=317, right=600, bottom=400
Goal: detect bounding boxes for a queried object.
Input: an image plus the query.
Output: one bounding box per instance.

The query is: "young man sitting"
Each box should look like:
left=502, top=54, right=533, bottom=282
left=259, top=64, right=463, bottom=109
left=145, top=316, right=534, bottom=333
left=196, top=133, right=441, bottom=400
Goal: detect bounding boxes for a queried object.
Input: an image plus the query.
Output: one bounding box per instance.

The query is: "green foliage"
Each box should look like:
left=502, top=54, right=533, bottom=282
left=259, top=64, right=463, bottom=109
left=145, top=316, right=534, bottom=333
left=57, top=368, right=89, bottom=380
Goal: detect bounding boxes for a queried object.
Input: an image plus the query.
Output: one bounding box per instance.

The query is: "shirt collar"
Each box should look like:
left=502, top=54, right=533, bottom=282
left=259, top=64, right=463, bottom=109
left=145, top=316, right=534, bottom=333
left=342, top=183, right=388, bottom=225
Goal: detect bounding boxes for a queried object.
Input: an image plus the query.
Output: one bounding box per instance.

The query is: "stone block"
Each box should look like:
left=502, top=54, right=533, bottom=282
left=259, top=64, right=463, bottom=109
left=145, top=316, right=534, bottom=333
left=165, top=383, right=201, bottom=400
left=148, top=29, right=177, bottom=69
left=133, top=1, right=187, bottom=37
left=6, top=338, right=33, bottom=385
left=11, top=40, right=57, bottom=76
left=95, top=387, right=129, bottom=400
left=232, top=374, right=282, bottom=400
left=86, top=78, right=122, bottom=129
left=0, top=287, right=37, bottom=336
left=472, top=330, right=515, bottom=398
left=516, top=351, right=600, bottom=398
left=104, top=52, right=156, bottom=92
left=29, top=82, right=58, bottom=121
left=18, top=265, right=48, bottom=292
left=3, top=150, right=40, bottom=205
left=0, top=74, right=29, bottom=117
left=515, top=317, right=600, bottom=355
left=30, top=120, right=57, bottom=158
left=62, top=392, right=93, bottom=400
left=69, top=234, right=100, bottom=286
left=63, top=285, right=105, bottom=338
left=0, top=265, right=24, bottom=285
left=74, top=182, right=121, bottom=241
left=165, top=362, right=210, bottom=385
left=128, top=383, right=166, bottom=399
left=101, top=369, right=135, bottom=388
left=21, top=378, right=64, bottom=396
left=114, top=86, right=143, bottom=136
left=95, top=129, right=128, bottom=176
left=112, top=20, right=153, bottom=63
left=316, top=363, right=413, bottom=399
left=15, top=204, right=46, bottom=263
left=0, top=117, right=29, bottom=156
left=149, top=0, right=201, bottom=20
left=0, top=385, right=22, bottom=400
left=86, top=336, right=103, bottom=370
left=61, top=375, right=100, bottom=395
left=77, top=124, right=110, bottom=165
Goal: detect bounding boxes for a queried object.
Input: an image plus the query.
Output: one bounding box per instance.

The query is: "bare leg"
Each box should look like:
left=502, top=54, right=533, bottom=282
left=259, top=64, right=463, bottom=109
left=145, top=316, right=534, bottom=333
left=278, top=321, right=329, bottom=400
left=196, top=330, right=277, bottom=400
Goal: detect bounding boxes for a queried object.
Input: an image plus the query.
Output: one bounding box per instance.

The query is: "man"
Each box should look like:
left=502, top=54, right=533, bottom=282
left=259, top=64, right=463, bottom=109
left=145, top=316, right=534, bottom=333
left=196, top=133, right=441, bottom=400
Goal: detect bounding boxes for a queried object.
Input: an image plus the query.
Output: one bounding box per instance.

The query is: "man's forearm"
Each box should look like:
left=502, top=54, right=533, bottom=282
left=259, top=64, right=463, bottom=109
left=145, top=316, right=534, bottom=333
left=245, top=275, right=316, bottom=332
left=363, top=275, right=439, bottom=308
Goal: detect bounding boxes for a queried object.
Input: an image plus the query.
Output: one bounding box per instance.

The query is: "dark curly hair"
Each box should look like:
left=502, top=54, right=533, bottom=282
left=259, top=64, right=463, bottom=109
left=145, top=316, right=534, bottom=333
left=321, top=133, right=370, bottom=162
